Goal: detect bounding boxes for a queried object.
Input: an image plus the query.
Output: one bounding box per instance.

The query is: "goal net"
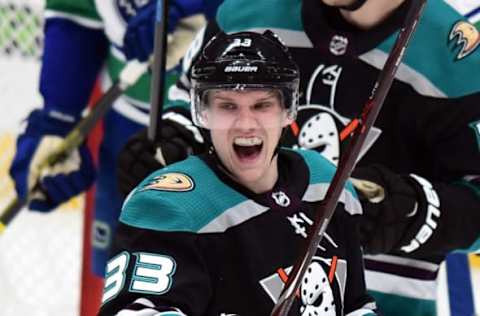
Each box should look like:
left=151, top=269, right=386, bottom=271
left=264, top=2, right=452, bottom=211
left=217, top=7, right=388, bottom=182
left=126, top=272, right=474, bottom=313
left=0, top=0, right=83, bottom=315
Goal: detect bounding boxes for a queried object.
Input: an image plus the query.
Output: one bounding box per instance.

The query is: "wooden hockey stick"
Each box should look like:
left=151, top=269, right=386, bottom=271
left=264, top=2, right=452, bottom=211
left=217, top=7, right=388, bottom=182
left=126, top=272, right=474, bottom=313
left=0, top=60, right=148, bottom=234
left=271, top=1, right=427, bottom=315
left=148, top=0, right=169, bottom=141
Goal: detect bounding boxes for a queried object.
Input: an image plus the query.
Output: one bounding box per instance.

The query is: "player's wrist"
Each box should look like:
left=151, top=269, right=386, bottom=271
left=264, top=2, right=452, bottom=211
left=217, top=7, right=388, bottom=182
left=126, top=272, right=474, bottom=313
left=25, top=109, right=78, bottom=138
left=397, top=174, right=441, bottom=254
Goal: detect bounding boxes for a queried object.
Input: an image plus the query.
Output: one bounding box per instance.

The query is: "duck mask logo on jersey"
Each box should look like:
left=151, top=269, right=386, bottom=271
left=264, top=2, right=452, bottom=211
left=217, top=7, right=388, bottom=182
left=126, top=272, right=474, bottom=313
left=282, top=63, right=381, bottom=165
left=142, top=173, right=194, bottom=192
left=283, top=105, right=381, bottom=166
left=448, top=20, right=480, bottom=60
left=259, top=257, right=347, bottom=315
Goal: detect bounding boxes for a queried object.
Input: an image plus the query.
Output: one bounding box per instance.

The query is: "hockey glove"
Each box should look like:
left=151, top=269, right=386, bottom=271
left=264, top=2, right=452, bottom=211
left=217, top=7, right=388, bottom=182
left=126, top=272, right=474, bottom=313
left=351, top=164, right=424, bottom=254
left=9, top=109, right=96, bottom=212
left=122, top=0, right=207, bottom=62
left=117, top=110, right=204, bottom=196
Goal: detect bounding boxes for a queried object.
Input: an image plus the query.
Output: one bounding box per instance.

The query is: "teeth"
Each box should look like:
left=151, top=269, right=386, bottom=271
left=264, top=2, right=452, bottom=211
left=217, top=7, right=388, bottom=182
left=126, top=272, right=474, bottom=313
left=234, top=137, right=262, bottom=146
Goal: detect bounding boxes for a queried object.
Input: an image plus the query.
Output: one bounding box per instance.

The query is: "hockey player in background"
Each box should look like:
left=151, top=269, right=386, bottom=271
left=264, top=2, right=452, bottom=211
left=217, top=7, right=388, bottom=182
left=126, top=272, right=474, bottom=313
left=99, top=30, right=378, bottom=316
left=8, top=0, right=222, bottom=280
left=116, top=0, right=480, bottom=315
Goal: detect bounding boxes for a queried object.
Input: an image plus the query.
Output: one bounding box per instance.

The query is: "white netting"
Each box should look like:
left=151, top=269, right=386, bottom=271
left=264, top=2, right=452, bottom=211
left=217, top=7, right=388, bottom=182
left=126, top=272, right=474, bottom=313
left=0, top=1, right=83, bottom=315
left=0, top=0, right=44, bottom=58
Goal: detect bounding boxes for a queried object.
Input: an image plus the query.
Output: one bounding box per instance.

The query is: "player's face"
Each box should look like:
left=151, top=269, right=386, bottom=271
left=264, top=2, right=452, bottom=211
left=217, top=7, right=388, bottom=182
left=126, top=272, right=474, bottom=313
left=204, top=89, right=292, bottom=193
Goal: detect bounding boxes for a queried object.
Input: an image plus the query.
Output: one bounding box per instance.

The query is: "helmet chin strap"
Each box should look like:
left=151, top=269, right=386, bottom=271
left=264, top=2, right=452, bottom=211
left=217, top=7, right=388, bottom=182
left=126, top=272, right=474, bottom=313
left=338, top=0, right=368, bottom=11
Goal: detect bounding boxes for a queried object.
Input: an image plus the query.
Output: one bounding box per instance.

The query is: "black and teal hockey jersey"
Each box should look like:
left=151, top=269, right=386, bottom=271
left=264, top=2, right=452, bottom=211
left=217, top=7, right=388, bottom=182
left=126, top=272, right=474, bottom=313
left=164, top=1, right=480, bottom=315
left=99, top=149, right=376, bottom=316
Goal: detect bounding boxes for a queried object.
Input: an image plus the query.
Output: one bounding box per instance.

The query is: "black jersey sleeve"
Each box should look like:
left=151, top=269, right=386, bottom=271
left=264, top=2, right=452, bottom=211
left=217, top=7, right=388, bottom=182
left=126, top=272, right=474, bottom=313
left=389, top=92, right=480, bottom=257
left=342, top=214, right=378, bottom=315
left=98, top=223, right=212, bottom=316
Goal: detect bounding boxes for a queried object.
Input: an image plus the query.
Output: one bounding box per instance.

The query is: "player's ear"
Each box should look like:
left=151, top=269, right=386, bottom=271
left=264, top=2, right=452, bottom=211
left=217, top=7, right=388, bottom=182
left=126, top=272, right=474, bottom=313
left=201, top=112, right=210, bottom=129
left=282, top=111, right=294, bottom=127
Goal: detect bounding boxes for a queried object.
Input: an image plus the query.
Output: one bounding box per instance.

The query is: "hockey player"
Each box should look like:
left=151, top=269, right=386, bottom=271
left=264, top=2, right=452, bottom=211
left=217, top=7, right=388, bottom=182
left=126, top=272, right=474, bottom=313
left=99, top=30, right=377, bottom=316
left=8, top=0, right=222, bottom=281
left=116, top=0, right=480, bottom=315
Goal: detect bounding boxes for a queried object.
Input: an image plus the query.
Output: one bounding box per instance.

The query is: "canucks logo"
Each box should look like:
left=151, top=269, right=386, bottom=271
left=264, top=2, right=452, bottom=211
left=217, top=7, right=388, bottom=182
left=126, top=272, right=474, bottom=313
left=449, top=20, right=480, bottom=60
left=116, top=0, right=150, bottom=20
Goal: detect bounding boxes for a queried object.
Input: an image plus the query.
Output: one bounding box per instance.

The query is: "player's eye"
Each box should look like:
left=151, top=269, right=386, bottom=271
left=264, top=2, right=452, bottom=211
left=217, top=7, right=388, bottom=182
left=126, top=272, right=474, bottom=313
left=253, top=101, right=274, bottom=111
left=218, top=102, right=237, bottom=111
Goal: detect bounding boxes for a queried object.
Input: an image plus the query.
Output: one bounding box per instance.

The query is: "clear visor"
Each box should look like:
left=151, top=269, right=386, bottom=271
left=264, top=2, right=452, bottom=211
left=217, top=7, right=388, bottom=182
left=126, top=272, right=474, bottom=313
left=191, top=84, right=297, bottom=130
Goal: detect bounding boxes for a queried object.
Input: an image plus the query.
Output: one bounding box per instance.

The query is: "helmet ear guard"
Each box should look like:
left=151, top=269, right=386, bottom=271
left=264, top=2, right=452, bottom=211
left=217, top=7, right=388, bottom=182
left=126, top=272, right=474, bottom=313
left=189, top=30, right=300, bottom=129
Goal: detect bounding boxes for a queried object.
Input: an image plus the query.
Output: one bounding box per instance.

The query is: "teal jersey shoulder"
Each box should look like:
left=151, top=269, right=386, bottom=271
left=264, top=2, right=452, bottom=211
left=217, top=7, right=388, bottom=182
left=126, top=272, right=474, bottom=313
left=377, top=0, right=480, bottom=97
left=216, top=0, right=479, bottom=97
left=291, top=148, right=361, bottom=216
left=121, top=150, right=362, bottom=233
left=217, top=0, right=303, bottom=32
left=120, top=156, right=265, bottom=233
left=293, top=148, right=358, bottom=198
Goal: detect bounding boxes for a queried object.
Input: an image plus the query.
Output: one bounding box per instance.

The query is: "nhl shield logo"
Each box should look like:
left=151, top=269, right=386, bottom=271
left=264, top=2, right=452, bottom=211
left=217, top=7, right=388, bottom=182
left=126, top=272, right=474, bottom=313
left=272, top=191, right=290, bottom=207
left=329, top=35, right=349, bottom=56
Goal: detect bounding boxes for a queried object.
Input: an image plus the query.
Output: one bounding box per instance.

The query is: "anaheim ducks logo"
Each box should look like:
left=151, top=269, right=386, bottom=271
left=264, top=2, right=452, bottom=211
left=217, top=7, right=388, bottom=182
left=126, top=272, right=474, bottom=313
left=142, top=173, right=194, bottom=192
left=448, top=20, right=480, bottom=60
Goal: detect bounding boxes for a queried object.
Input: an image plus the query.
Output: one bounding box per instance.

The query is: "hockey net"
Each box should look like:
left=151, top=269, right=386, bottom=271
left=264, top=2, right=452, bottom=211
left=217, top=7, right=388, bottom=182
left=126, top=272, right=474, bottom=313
left=0, top=0, right=83, bottom=315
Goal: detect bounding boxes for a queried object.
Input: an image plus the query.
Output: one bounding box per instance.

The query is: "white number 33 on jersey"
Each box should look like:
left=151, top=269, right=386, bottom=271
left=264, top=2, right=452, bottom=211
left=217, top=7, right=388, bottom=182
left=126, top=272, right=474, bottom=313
left=102, top=251, right=176, bottom=304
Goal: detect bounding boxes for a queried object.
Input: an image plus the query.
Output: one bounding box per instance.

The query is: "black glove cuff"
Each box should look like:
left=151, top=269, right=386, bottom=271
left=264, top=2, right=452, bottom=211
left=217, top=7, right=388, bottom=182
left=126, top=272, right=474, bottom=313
left=339, top=0, right=368, bottom=11
left=397, top=174, right=441, bottom=255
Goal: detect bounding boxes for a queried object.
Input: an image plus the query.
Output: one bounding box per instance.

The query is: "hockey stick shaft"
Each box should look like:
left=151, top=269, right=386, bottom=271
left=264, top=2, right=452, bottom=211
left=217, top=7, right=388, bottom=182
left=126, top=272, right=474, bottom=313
left=148, top=0, right=169, bottom=141
left=0, top=60, right=148, bottom=234
left=271, top=1, right=427, bottom=315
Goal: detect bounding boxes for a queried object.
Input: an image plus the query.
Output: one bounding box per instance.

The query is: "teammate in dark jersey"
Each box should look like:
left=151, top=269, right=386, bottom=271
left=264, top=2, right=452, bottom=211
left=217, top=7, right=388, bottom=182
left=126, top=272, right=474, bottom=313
left=99, top=31, right=377, bottom=316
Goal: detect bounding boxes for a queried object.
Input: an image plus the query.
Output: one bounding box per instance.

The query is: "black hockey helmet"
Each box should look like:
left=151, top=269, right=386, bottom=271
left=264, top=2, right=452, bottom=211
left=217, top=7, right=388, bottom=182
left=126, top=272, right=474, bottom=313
left=190, top=30, right=300, bottom=128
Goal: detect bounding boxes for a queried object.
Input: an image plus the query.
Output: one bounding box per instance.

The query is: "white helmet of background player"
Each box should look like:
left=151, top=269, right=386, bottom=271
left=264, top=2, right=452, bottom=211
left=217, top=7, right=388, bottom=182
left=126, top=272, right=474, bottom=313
left=190, top=30, right=300, bottom=129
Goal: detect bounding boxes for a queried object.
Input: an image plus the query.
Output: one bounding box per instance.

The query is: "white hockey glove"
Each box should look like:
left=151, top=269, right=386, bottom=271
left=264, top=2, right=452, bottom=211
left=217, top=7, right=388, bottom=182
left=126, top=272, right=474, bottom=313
left=9, top=109, right=96, bottom=212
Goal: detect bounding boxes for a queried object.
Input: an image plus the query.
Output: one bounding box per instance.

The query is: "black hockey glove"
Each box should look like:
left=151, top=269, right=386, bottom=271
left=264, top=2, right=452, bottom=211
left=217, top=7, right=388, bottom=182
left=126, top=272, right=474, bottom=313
left=117, top=110, right=205, bottom=196
left=351, top=164, right=425, bottom=255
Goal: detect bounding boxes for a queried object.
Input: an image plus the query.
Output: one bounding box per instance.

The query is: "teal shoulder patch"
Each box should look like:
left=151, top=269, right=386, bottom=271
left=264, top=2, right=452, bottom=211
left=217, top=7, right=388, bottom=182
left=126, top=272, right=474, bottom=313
left=377, top=0, right=480, bottom=97
left=217, top=0, right=303, bottom=32
left=120, top=156, right=250, bottom=232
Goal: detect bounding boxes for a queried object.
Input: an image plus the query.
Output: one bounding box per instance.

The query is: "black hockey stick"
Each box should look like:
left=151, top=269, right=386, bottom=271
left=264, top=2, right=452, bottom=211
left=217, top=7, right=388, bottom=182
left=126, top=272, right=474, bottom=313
left=0, top=60, right=148, bottom=234
left=148, top=0, right=169, bottom=141
left=271, top=1, right=427, bottom=315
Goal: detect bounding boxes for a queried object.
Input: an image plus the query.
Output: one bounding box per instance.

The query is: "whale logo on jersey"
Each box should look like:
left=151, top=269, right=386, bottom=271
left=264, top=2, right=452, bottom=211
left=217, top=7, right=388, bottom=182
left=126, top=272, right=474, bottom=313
left=142, top=173, right=194, bottom=192
left=283, top=63, right=381, bottom=165
left=448, top=21, right=480, bottom=60
left=116, top=0, right=150, bottom=21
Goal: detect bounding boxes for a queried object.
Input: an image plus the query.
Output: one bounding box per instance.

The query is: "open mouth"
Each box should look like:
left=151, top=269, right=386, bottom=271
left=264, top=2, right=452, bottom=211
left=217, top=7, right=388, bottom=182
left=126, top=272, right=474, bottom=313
left=233, top=137, right=263, bottom=162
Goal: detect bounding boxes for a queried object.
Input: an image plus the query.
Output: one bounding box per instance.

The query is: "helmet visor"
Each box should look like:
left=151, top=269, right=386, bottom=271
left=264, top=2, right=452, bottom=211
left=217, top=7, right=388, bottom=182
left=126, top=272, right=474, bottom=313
left=191, top=83, right=298, bottom=130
